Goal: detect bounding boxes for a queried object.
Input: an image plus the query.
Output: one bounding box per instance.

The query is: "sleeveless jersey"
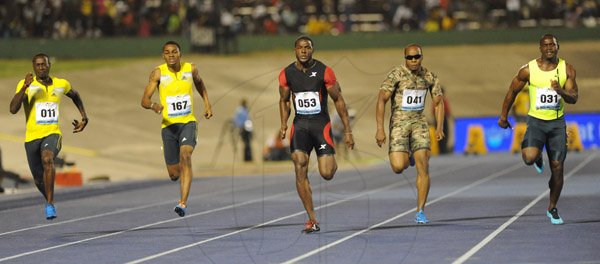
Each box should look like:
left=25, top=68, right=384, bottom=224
left=527, top=58, right=567, bottom=120
left=16, top=76, right=72, bottom=142
left=278, top=60, right=337, bottom=121
left=158, top=62, right=196, bottom=128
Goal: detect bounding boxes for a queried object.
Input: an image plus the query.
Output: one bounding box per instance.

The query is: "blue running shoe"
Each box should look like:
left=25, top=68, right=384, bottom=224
left=546, top=208, right=564, bottom=225
left=415, top=210, right=430, bottom=224
left=174, top=203, right=187, bottom=217
left=45, top=203, right=56, bottom=220
left=533, top=156, right=544, bottom=174
left=409, top=155, right=415, bottom=167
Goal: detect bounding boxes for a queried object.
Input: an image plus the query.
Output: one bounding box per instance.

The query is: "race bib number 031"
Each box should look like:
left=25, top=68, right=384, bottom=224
left=35, top=102, right=59, bottom=124
left=536, top=88, right=561, bottom=110
left=401, top=89, right=426, bottom=111
left=166, top=94, right=192, bottom=117
left=294, top=91, right=321, bottom=115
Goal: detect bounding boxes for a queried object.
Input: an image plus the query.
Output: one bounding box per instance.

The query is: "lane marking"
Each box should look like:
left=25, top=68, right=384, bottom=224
left=0, top=155, right=481, bottom=262
left=452, top=152, right=598, bottom=264
left=0, top=191, right=293, bottom=263
left=126, top=157, right=486, bottom=263
left=0, top=181, right=270, bottom=237
left=125, top=180, right=408, bottom=264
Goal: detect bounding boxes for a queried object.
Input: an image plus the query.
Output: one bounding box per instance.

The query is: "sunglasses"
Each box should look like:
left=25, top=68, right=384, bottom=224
left=405, top=54, right=422, bottom=60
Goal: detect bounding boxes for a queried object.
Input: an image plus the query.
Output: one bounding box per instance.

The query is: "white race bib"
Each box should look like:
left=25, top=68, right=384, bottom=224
left=35, top=102, right=59, bottom=124
left=401, top=89, right=426, bottom=111
left=166, top=94, right=192, bottom=117
left=294, top=92, right=321, bottom=115
left=536, top=87, right=561, bottom=110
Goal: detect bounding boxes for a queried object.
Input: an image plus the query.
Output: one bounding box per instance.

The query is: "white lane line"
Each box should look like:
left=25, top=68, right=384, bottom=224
left=127, top=158, right=499, bottom=264
left=0, top=155, right=481, bottom=262
left=0, top=181, right=268, bottom=237
left=0, top=190, right=293, bottom=263
left=452, top=152, right=598, bottom=264
left=125, top=179, right=408, bottom=264
left=281, top=163, right=525, bottom=264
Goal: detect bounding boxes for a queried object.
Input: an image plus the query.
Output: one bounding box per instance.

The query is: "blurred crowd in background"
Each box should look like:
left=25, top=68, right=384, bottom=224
left=1, top=0, right=598, bottom=39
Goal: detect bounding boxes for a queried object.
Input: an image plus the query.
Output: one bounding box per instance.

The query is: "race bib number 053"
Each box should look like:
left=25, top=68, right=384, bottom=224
left=294, top=91, right=321, bottom=115
left=536, top=88, right=561, bottom=110
left=35, top=102, right=59, bottom=124
left=166, top=94, right=192, bottom=117
left=401, top=89, right=426, bottom=111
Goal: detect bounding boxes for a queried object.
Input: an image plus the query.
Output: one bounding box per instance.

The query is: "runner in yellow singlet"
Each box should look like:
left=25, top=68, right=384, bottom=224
left=9, top=53, right=88, bottom=220
left=498, top=34, right=579, bottom=225
left=141, top=41, right=213, bottom=217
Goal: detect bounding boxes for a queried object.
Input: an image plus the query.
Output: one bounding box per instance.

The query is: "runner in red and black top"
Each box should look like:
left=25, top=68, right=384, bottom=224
left=278, top=35, right=355, bottom=233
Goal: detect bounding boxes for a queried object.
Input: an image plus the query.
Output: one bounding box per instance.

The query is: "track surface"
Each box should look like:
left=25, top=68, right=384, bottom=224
left=1, top=151, right=599, bottom=264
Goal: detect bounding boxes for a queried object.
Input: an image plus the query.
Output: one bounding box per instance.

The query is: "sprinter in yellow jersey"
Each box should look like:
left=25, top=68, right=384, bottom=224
left=498, top=34, right=579, bottom=225
left=141, top=41, right=213, bottom=217
left=9, top=53, right=88, bottom=220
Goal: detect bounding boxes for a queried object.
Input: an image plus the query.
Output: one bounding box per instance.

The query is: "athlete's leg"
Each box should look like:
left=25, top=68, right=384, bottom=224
left=41, top=149, right=56, bottom=204
left=521, top=147, right=542, bottom=165
left=389, top=151, right=410, bottom=174
left=178, top=145, right=194, bottom=206
left=25, top=143, right=45, bottom=196
left=292, top=151, right=316, bottom=221
left=548, top=160, right=564, bottom=210
left=413, top=148, right=431, bottom=211
left=317, top=154, right=337, bottom=180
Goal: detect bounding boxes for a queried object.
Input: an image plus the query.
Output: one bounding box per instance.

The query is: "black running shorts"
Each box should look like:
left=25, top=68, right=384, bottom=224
left=521, top=116, right=567, bottom=162
left=161, top=121, right=197, bottom=165
left=290, top=118, right=335, bottom=156
left=24, top=133, right=62, bottom=181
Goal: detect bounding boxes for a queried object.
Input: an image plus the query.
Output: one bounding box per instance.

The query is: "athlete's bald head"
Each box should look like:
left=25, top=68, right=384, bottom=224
left=404, top=44, right=422, bottom=56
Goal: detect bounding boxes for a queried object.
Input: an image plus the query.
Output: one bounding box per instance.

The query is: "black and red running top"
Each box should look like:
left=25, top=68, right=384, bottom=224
left=279, top=60, right=337, bottom=121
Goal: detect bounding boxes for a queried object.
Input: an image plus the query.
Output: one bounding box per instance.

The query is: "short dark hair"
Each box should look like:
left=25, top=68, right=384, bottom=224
left=32, top=53, right=50, bottom=64
left=163, top=41, right=181, bottom=51
left=294, top=35, right=314, bottom=48
left=539, top=34, right=558, bottom=46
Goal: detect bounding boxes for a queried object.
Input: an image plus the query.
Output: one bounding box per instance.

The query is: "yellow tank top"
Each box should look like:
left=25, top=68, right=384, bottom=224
left=158, top=62, right=196, bottom=128
left=527, top=58, right=567, bottom=120
left=16, top=76, right=72, bottom=142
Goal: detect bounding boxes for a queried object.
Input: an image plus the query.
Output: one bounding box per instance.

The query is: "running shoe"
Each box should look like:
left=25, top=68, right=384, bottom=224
left=45, top=203, right=56, bottom=220
left=409, top=155, right=415, bottom=167
left=415, top=210, right=430, bottom=224
left=546, top=208, right=564, bottom=225
left=174, top=203, right=187, bottom=217
left=533, top=156, right=544, bottom=174
left=302, top=220, right=320, bottom=233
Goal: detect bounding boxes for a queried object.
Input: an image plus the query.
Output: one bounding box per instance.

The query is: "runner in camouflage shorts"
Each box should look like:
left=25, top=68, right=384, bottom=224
left=375, top=44, right=445, bottom=224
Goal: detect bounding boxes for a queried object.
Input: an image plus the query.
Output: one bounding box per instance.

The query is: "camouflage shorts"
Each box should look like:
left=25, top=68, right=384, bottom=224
left=389, top=118, right=430, bottom=153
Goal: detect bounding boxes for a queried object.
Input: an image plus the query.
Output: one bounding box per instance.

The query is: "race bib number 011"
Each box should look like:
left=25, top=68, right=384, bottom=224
left=401, top=89, right=427, bottom=111
left=536, top=87, right=561, bottom=110
left=166, top=94, right=192, bottom=117
left=294, top=91, right=321, bottom=115
left=35, top=102, right=59, bottom=124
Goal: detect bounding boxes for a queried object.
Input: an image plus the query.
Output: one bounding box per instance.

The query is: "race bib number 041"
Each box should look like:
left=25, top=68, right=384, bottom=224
left=35, top=102, right=59, bottom=124
left=536, top=87, right=561, bottom=110
left=294, top=91, right=321, bottom=115
left=401, top=89, right=426, bottom=111
left=166, top=94, right=192, bottom=117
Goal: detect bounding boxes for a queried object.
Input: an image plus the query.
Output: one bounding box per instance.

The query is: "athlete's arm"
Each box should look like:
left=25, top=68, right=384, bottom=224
left=432, top=94, right=445, bottom=141
left=553, top=63, right=578, bottom=104
left=192, top=64, right=212, bottom=119
left=9, top=73, right=33, bottom=114
left=141, top=68, right=163, bottom=114
left=65, top=88, right=88, bottom=133
left=498, top=64, right=529, bottom=129
left=278, top=85, right=291, bottom=139
left=328, top=82, right=354, bottom=150
left=375, top=89, right=391, bottom=147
